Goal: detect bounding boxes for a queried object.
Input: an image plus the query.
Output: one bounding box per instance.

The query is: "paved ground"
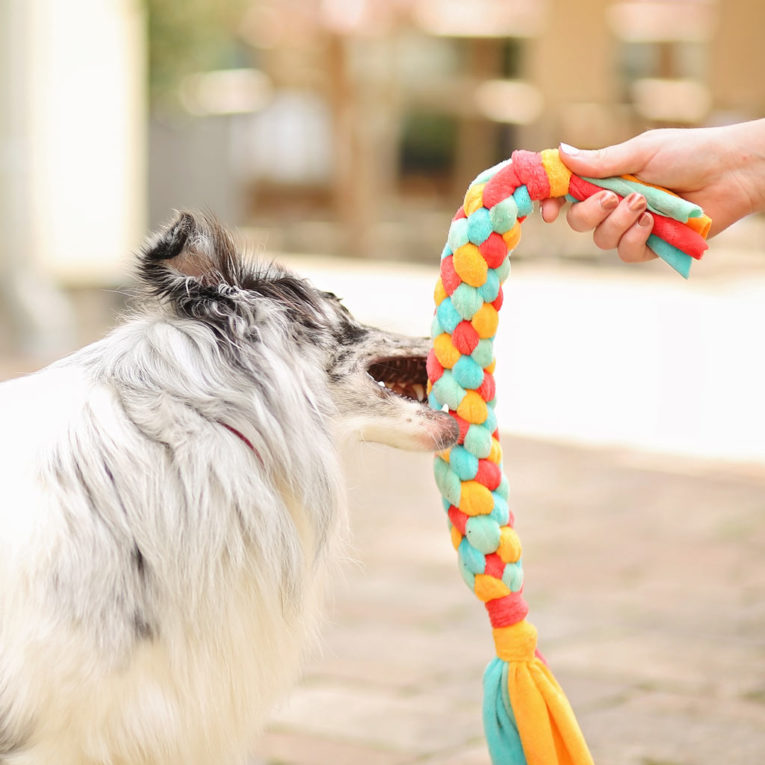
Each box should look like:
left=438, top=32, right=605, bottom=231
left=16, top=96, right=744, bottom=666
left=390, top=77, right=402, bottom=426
left=255, top=439, right=765, bottom=765
left=255, top=251, right=765, bottom=764
left=3, top=250, right=765, bottom=764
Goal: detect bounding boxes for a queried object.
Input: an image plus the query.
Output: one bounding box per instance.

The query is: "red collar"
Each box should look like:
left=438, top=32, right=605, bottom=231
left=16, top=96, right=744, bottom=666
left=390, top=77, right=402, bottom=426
left=219, top=422, right=261, bottom=463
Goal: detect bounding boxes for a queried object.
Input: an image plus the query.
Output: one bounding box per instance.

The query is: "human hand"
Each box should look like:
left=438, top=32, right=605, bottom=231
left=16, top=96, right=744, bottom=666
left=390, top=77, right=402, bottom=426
left=540, top=120, right=765, bottom=263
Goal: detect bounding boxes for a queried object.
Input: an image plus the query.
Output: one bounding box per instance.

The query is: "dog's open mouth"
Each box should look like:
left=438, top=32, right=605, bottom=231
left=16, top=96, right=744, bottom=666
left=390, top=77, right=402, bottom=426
left=367, top=356, right=428, bottom=404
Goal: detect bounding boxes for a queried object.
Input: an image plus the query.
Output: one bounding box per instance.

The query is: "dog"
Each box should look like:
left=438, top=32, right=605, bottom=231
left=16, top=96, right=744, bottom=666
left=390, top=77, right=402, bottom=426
left=0, top=211, right=458, bottom=765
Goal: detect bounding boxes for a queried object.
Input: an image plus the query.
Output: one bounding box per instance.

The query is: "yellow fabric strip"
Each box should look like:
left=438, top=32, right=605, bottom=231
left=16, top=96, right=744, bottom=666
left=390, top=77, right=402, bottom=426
left=540, top=149, right=572, bottom=198
left=509, top=661, right=595, bottom=765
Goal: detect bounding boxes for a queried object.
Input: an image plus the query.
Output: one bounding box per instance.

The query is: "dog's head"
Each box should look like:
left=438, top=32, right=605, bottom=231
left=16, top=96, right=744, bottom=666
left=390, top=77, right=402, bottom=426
left=138, top=211, right=459, bottom=452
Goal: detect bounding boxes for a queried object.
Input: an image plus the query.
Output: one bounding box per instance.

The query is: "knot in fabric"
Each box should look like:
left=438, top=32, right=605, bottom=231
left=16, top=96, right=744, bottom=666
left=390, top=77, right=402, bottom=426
left=492, top=621, right=538, bottom=663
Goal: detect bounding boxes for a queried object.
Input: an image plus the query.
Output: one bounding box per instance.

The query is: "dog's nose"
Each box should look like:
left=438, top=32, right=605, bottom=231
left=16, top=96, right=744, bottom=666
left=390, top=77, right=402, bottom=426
left=435, top=414, right=461, bottom=451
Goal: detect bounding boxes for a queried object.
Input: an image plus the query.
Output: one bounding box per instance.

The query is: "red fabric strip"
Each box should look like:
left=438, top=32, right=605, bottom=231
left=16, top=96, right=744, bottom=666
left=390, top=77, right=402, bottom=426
left=475, top=458, right=501, bottom=490
left=484, top=552, right=505, bottom=578
left=448, top=505, right=469, bottom=535
left=568, top=175, right=708, bottom=258
left=482, top=164, right=522, bottom=209
left=511, top=150, right=550, bottom=201
left=440, top=255, right=461, bottom=295
left=485, top=592, right=529, bottom=627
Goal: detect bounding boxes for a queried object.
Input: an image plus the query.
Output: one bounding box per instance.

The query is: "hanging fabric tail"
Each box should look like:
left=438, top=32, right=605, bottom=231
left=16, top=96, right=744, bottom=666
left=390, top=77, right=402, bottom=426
left=483, top=626, right=593, bottom=765
left=428, top=148, right=710, bottom=764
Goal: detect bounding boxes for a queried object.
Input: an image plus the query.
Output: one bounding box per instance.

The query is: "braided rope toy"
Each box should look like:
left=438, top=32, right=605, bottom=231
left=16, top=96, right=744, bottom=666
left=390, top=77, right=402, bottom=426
left=427, top=149, right=711, bottom=764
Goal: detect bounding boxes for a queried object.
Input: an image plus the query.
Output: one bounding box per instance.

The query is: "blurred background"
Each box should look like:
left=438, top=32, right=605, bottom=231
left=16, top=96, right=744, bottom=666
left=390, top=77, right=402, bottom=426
left=1, top=1, right=765, bottom=763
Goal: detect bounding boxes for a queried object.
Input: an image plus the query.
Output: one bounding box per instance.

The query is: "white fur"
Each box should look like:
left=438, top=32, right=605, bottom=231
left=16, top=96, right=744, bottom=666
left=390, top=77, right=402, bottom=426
left=0, top=320, right=340, bottom=764
left=0, top=218, right=457, bottom=765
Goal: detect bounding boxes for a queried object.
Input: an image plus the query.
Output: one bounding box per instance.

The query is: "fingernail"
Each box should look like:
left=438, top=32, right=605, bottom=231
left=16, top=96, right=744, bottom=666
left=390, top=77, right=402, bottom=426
left=559, top=142, right=580, bottom=156
left=638, top=212, right=652, bottom=227
left=628, top=193, right=646, bottom=212
left=600, top=191, right=618, bottom=211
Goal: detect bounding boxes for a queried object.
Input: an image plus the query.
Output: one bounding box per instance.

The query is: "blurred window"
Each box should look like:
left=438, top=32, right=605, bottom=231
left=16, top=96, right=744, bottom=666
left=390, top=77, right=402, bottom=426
left=621, top=40, right=706, bottom=82
left=610, top=0, right=716, bottom=124
left=399, top=112, right=457, bottom=177
left=500, top=39, right=524, bottom=79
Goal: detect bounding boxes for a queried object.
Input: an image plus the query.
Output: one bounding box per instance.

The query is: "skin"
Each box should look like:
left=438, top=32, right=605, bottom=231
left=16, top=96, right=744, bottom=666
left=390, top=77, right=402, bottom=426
left=540, top=119, right=765, bottom=263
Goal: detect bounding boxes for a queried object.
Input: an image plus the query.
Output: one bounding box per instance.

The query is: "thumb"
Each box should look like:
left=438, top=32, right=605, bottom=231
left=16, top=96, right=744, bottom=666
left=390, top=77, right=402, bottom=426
left=558, top=140, right=645, bottom=180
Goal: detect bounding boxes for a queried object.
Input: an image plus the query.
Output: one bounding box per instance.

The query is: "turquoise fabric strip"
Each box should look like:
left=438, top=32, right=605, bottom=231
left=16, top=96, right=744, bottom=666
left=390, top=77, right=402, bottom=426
left=583, top=176, right=703, bottom=222
left=647, top=234, right=692, bottom=278
left=471, top=158, right=513, bottom=188
left=483, top=658, right=527, bottom=765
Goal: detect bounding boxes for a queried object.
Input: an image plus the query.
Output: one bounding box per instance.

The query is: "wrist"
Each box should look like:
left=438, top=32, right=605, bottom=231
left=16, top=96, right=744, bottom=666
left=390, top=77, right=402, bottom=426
left=725, top=119, right=765, bottom=216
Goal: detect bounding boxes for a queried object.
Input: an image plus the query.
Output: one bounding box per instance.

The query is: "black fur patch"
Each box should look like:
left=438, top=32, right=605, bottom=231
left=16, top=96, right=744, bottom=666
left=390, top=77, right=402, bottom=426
left=132, top=610, right=155, bottom=641
left=144, top=211, right=194, bottom=262
left=130, top=546, right=156, bottom=640
left=138, top=211, right=243, bottom=299
left=68, top=460, right=157, bottom=643
left=137, top=212, right=372, bottom=369
left=242, top=269, right=328, bottom=331
left=332, top=314, right=368, bottom=345
left=132, top=544, right=146, bottom=580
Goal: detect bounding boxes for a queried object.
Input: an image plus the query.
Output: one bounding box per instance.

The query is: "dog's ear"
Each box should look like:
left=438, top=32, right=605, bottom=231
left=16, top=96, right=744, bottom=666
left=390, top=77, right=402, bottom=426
left=140, top=210, right=242, bottom=289
left=137, top=211, right=247, bottom=322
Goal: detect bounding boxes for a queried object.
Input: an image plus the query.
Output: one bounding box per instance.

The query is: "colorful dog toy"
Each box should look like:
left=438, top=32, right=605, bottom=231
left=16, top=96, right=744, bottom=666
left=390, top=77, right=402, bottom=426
left=427, top=149, right=710, bottom=765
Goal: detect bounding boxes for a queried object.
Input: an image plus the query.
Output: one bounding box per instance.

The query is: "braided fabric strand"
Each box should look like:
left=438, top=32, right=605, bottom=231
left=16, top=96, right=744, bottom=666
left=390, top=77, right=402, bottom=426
left=427, top=149, right=711, bottom=765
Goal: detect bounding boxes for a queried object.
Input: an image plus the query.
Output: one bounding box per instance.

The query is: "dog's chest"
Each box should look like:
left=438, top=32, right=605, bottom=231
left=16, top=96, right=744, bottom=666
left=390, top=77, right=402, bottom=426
left=78, top=567, right=315, bottom=764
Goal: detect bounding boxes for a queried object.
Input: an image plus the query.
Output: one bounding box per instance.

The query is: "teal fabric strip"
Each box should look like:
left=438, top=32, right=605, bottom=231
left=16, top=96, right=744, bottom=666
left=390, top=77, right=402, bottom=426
left=648, top=234, right=692, bottom=278
left=471, top=158, right=513, bottom=188
left=583, top=176, right=703, bottom=222
left=483, top=658, right=527, bottom=765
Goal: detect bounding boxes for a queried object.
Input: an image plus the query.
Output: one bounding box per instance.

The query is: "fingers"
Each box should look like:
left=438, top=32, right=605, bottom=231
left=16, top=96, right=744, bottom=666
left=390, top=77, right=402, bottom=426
left=566, top=190, right=619, bottom=232
left=559, top=137, right=648, bottom=179
left=567, top=191, right=657, bottom=263
left=591, top=192, right=646, bottom=250
left=617, top=212, right=656, bottom=263
left=540, top=198, right=565, bottom=223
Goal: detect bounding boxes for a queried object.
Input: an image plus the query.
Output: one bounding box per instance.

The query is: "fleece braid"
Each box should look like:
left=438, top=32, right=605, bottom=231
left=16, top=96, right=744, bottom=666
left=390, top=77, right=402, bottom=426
left=427, top=148, right=710, bottom=764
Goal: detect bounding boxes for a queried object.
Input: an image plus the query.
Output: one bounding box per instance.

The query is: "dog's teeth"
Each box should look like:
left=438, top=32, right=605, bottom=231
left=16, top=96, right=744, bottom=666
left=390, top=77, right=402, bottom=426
left=412, top=383, right=425, bottom=402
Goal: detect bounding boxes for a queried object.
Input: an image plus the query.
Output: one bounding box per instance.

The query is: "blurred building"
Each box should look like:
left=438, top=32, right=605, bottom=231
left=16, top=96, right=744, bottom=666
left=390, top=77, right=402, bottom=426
left=1, top=0, right=764, bottom=351
left=148, top=0, right=762, bottom=258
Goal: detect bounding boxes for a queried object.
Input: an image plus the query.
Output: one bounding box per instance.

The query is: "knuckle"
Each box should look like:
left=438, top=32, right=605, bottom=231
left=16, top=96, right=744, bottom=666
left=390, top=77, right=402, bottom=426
left=567, top=201, right=598, bottom=232
left=592, top=229, right=615, bottom=250
left=618, top=229, right=651, bottom=262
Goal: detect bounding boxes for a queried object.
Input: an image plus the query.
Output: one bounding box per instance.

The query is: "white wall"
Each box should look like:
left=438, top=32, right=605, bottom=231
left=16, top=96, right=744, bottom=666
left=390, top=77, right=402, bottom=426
left=25, top=0, right=146, bottom=285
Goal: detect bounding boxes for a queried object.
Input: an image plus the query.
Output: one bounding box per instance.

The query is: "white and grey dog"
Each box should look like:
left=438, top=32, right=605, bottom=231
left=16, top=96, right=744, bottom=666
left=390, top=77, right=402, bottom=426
left=0, top=212, right=458, bottom=765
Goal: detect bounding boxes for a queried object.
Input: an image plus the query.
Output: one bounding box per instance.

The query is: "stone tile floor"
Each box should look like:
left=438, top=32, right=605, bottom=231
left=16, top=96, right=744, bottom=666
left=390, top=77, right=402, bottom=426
left=253, top=439, right=765, bottom=765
